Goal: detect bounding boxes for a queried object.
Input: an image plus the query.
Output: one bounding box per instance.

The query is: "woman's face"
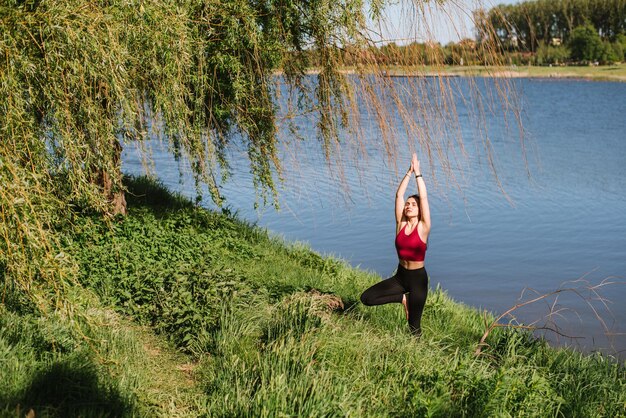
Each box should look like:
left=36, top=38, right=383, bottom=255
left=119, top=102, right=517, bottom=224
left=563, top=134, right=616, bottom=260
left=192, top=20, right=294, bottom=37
left=404, top=197, right=419, bottom=218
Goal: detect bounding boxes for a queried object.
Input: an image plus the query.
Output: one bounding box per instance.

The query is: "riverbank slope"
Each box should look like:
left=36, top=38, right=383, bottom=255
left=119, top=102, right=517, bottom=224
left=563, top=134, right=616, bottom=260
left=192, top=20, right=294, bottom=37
left=2, top=177, right=624, bottom=416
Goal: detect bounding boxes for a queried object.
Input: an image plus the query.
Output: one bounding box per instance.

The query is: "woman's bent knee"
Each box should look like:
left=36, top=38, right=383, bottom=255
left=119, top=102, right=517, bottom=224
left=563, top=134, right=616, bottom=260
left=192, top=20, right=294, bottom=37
left=360, top=291, right=373, bottom=306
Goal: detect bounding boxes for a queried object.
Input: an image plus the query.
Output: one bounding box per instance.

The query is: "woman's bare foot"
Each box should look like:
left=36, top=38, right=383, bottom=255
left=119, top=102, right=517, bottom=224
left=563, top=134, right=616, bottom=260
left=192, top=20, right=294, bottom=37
left=402, top=294, right=409, bottom=320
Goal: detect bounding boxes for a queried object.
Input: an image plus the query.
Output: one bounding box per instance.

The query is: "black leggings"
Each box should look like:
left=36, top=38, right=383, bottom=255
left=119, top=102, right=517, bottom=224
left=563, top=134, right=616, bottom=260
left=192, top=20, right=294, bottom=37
left=360, top=265, right=428, bottom=335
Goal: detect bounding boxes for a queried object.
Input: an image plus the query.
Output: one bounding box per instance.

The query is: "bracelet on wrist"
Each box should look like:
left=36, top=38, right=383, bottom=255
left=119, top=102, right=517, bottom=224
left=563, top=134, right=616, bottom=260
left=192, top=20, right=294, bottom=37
left=415, top=174, right=422, bottom=178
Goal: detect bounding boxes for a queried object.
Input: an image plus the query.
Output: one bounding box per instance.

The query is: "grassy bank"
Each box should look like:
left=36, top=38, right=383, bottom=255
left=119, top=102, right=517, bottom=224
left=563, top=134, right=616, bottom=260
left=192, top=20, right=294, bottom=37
left=2, top=177, right=625, bottom=417
left=371, top=63, right=626, bottom=82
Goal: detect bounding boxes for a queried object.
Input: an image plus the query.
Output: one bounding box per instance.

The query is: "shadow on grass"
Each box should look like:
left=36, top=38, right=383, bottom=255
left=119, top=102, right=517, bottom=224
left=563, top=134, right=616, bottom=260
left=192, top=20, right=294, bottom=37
left=123, top=174, right=194, bottom=212
left=2, top=354, right=133, bottom=417
left=121, top=175, right=243, bottom=233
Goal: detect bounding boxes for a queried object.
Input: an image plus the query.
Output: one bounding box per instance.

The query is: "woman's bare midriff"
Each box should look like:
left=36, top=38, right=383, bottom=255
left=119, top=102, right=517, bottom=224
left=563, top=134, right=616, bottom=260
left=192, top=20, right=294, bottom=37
left=399, top=259, right=425, bottom=270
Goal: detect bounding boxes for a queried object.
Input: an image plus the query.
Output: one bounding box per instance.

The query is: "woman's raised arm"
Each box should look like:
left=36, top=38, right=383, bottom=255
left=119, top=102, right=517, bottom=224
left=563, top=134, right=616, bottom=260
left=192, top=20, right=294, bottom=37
left=395, top=162, right=413, bottom=227
left=412, top=153, right=431, bottom=235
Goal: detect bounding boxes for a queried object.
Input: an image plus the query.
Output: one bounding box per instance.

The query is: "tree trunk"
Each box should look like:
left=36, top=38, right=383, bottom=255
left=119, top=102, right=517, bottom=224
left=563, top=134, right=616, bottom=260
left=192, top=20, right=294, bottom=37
left=97, top=139, right=127, bottom=216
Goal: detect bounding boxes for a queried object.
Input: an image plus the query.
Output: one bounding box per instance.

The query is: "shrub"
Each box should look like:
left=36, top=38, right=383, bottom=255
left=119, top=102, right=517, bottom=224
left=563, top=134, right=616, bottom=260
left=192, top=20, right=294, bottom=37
left=535, top=42, right=571, bottom=65
left=569, top=24, right=603, bottom=63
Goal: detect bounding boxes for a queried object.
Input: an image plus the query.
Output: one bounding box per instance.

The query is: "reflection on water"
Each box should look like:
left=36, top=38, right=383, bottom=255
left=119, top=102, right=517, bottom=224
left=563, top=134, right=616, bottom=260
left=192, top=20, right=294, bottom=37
left=123, top=78, right=626, bottom=359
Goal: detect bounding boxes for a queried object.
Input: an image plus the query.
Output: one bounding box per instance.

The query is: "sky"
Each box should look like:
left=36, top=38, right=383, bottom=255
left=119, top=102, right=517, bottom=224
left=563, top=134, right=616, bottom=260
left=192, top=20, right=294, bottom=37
left=369, top=0, right=522, bottom=45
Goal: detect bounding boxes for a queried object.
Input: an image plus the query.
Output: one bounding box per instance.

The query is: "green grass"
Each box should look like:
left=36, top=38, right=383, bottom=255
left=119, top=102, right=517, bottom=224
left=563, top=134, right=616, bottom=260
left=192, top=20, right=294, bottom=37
left=2, top=176, right=625, bottom=417
left=0, top=300, right=206, bottom=417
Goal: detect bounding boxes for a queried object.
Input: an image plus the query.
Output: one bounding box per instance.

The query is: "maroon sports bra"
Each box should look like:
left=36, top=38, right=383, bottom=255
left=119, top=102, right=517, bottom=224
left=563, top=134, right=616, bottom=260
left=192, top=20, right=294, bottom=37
left=395, top=223, right=427, bottom=262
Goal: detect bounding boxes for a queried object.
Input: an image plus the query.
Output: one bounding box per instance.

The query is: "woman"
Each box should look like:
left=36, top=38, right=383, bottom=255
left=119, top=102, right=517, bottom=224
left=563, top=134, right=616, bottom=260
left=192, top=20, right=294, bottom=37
left=360, top=153, right=431, bottom=336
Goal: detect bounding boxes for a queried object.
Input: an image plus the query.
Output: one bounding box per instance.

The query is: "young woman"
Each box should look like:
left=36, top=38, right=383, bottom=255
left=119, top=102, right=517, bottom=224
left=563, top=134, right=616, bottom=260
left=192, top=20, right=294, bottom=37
left=360, top=153, right=431, bottom=336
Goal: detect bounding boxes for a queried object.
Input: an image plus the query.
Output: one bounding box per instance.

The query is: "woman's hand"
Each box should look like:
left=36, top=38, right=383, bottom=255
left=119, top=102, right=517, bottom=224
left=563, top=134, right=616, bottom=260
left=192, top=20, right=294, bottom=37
left=412, top=153, right=420, bottom=175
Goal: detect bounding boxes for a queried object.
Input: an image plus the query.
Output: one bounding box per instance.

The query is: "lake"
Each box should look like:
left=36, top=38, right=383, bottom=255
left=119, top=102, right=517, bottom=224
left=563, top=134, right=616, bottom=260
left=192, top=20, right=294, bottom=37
left=122, top=77, right=626, bottom=359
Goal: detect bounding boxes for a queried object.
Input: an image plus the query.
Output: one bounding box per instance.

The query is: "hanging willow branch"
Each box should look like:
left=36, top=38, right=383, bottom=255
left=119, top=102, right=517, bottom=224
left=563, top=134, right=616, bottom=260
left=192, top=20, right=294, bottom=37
left=1, top=0, right=521, bottom=306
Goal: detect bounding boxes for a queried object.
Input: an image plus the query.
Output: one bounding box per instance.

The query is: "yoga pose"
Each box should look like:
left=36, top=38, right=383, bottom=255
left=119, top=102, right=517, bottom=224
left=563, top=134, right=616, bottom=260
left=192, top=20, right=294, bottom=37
left=360, top=152, right=431, bottom=335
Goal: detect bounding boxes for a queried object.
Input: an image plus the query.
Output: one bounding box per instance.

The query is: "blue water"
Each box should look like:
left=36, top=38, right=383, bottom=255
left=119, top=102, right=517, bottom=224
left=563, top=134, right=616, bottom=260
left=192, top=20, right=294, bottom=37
left=122, top=77, right=626, bottom=358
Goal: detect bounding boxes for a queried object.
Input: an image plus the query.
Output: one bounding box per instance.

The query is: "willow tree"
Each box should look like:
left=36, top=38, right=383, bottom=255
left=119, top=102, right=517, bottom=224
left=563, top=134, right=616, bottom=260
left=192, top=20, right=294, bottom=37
left=1, top=0, right=517, bottom=306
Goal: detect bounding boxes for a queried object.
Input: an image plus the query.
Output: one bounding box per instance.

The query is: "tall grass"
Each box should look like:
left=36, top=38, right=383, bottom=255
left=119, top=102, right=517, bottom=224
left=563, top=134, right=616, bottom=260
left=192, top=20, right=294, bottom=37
left=43, top=176, right=622, bottom=417
left=0, top=298, right=209, bottom=417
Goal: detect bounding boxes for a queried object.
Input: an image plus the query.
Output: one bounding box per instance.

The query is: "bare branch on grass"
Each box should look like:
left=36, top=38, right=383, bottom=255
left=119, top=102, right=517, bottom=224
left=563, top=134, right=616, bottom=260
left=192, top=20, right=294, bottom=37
left=475, top=277, right=626, bottom=356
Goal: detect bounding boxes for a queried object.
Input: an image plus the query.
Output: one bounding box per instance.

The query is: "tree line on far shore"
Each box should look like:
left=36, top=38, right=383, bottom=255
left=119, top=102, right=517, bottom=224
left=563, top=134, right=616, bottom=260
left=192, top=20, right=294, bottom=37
left=303, top=0, right=625, bottom=67
left=475, top=0, right=626, bottom=65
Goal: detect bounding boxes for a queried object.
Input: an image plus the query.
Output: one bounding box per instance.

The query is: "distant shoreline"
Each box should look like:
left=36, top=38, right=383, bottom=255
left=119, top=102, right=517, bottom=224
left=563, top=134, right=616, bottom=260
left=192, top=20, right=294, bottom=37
left=425, top=64, right=626, bottom=82
left=292, top=64, right=626, bottom=82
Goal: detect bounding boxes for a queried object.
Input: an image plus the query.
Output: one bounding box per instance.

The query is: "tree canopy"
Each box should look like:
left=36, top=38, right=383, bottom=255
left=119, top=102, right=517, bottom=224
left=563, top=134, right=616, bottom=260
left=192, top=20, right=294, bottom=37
left=476, top=0, right=626, bottom=52
left=0, top=0, right=376, bottom=299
